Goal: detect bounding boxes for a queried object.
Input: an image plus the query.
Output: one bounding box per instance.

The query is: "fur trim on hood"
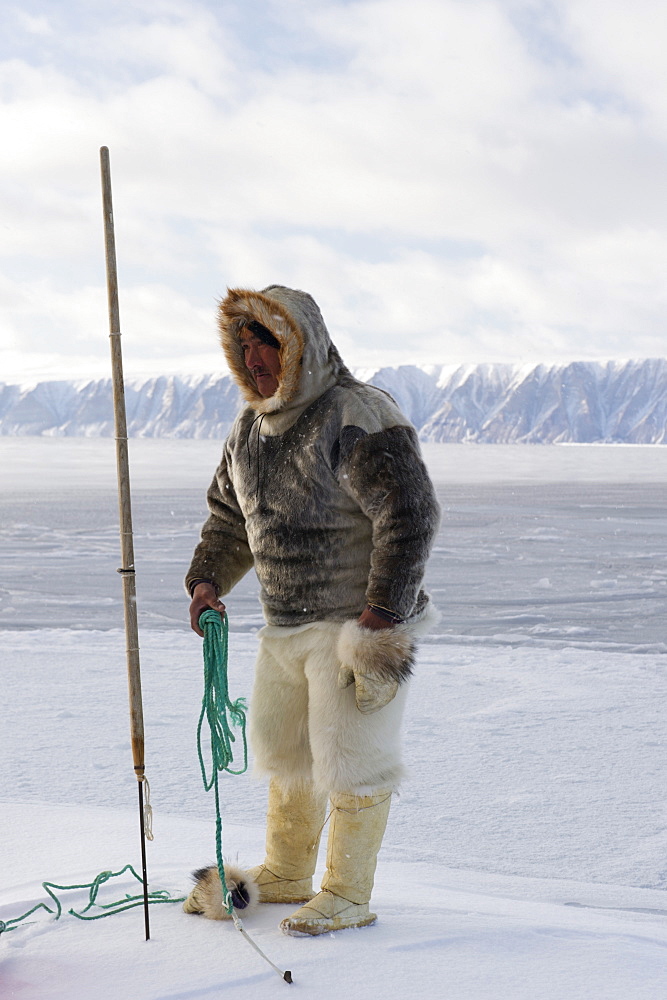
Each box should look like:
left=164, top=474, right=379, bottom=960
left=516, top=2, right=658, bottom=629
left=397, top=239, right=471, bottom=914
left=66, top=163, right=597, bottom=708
left=218, top=285, right=348, bottom=422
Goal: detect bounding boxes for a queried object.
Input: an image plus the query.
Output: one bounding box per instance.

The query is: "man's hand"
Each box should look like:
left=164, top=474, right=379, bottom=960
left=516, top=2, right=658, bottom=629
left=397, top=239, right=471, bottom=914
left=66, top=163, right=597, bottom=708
left=357, top=606, right=395, bottom=631
left=189, top=582, right=226, bottom=637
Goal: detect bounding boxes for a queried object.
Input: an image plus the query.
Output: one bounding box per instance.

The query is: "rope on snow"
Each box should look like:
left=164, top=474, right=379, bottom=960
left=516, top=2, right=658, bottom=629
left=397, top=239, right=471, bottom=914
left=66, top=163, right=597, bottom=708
left=197, top=608, right=248, bottom=915
left=197, top=609, right=292, bottom=984
left=1, top=611, right=292, bottom=982
left=0, top=865, right=185, bottom=935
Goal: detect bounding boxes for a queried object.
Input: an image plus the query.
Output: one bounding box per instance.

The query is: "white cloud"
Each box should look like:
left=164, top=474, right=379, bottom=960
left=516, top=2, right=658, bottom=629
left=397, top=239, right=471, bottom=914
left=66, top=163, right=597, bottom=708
left=14, top=11, right=51, bottom=36
left=1, top=0, right=666, bottom=381
left=561, top=0, right=667, bottom=127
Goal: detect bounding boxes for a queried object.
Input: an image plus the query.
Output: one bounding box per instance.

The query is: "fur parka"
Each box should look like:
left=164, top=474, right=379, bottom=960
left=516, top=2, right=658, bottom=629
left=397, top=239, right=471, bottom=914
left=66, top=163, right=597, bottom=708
left=186, top=285, right=440, bottom=630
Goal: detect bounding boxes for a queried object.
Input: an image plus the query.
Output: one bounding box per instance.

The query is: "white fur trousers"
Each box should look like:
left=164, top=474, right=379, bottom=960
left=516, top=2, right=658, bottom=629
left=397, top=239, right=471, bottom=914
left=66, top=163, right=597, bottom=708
left=249, top=621, right=410, bottom=795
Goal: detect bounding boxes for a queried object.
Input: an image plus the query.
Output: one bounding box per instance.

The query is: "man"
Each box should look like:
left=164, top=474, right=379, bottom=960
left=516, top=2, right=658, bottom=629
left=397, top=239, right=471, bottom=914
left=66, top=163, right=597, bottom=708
left=184, top=285, right=440, bottom=935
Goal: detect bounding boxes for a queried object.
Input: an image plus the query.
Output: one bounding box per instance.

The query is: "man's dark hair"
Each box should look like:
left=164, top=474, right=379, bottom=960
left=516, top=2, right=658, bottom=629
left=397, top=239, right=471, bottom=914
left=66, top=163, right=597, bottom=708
left=245, top=320, right=280, bottom=350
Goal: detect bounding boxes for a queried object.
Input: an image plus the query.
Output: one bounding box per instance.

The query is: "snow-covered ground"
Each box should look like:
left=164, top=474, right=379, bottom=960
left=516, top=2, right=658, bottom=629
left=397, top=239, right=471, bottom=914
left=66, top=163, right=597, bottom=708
left=2, top=440, right=667, bottom=999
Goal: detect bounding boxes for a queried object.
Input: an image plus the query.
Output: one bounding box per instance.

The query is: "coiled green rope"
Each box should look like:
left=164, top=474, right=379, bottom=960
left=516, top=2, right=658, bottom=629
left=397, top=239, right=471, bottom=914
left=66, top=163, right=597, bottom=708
left=197, top=609, right=248, bottom=915
left=1, top=611, right=247, bottom=936
left=0, top=865, right=183, bottom=935
left=196, top=612, right=292, bottom=982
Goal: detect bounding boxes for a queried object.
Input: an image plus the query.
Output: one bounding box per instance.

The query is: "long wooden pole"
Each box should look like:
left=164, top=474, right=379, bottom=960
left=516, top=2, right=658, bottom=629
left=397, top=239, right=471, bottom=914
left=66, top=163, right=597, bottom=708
left=100, top=146, right=151, bottom=941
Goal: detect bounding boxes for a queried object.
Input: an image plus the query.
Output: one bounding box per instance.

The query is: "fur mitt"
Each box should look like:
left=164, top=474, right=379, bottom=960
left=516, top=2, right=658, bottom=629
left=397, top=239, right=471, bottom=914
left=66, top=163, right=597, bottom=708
left=337, top=620, right=415, bottom=714
left=183, top=863, right=259, bottom=920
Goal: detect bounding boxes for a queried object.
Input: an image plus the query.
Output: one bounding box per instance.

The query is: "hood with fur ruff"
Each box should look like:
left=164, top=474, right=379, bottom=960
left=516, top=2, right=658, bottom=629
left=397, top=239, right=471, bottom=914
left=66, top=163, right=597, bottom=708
left=218, top=285, right=349, bottom=423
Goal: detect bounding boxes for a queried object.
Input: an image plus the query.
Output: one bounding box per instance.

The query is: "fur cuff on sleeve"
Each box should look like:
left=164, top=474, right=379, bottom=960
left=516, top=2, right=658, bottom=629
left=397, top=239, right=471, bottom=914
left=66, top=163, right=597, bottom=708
left=337, top=620, right=415, bottom=684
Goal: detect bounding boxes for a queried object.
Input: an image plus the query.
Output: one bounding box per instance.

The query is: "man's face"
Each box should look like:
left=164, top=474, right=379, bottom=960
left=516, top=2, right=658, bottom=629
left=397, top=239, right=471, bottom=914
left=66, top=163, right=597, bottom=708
left=239, top=332, right=281, bottom=398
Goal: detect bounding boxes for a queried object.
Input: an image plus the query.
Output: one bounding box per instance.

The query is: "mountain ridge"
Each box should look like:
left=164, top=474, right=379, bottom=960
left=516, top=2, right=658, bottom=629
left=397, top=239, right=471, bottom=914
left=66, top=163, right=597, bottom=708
left=1, top=358, right=666, bottom=443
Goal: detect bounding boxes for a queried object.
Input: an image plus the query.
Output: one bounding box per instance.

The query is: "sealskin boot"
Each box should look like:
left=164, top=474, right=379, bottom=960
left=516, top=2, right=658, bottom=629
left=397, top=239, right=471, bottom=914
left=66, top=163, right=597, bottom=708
left=246, top=780, right=328, bottom=903
left=280, top=788, right=392, bottom=935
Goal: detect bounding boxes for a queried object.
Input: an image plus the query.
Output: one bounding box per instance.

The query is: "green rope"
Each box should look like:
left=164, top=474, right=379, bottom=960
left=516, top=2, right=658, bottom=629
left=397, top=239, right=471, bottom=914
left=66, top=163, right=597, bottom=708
left=197, top=609, right=248, bottom=915
left=0, top=865, right=186, bottom=935
left=0, top=612, right=247, bottom=935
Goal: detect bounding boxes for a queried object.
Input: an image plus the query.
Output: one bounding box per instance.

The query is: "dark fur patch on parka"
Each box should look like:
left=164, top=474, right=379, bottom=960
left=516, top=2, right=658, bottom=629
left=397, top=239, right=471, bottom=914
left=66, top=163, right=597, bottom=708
left=340, top=424, right=441, bottom=620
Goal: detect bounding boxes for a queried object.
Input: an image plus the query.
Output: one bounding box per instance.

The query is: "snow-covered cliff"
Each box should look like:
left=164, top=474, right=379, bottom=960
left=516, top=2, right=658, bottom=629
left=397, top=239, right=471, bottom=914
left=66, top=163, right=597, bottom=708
left=2, top=359, right=667, bottom=442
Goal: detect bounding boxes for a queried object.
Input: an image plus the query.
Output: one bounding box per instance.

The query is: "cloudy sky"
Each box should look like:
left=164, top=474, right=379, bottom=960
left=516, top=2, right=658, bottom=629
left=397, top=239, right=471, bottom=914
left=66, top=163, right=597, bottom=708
left=1, top=0, right=666, bottom=382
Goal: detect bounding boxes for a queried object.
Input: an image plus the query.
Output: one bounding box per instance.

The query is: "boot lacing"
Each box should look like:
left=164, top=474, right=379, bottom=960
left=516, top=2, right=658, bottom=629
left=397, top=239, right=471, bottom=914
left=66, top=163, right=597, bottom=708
left=316, top=790, right=393, bottom=841
left=254, top=865, right=310, bottom=885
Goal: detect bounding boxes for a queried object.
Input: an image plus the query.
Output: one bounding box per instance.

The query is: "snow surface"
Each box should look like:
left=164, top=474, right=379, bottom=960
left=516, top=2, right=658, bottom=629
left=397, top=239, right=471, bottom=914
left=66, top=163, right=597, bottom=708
left=2, top=440, right=667, bottom=999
